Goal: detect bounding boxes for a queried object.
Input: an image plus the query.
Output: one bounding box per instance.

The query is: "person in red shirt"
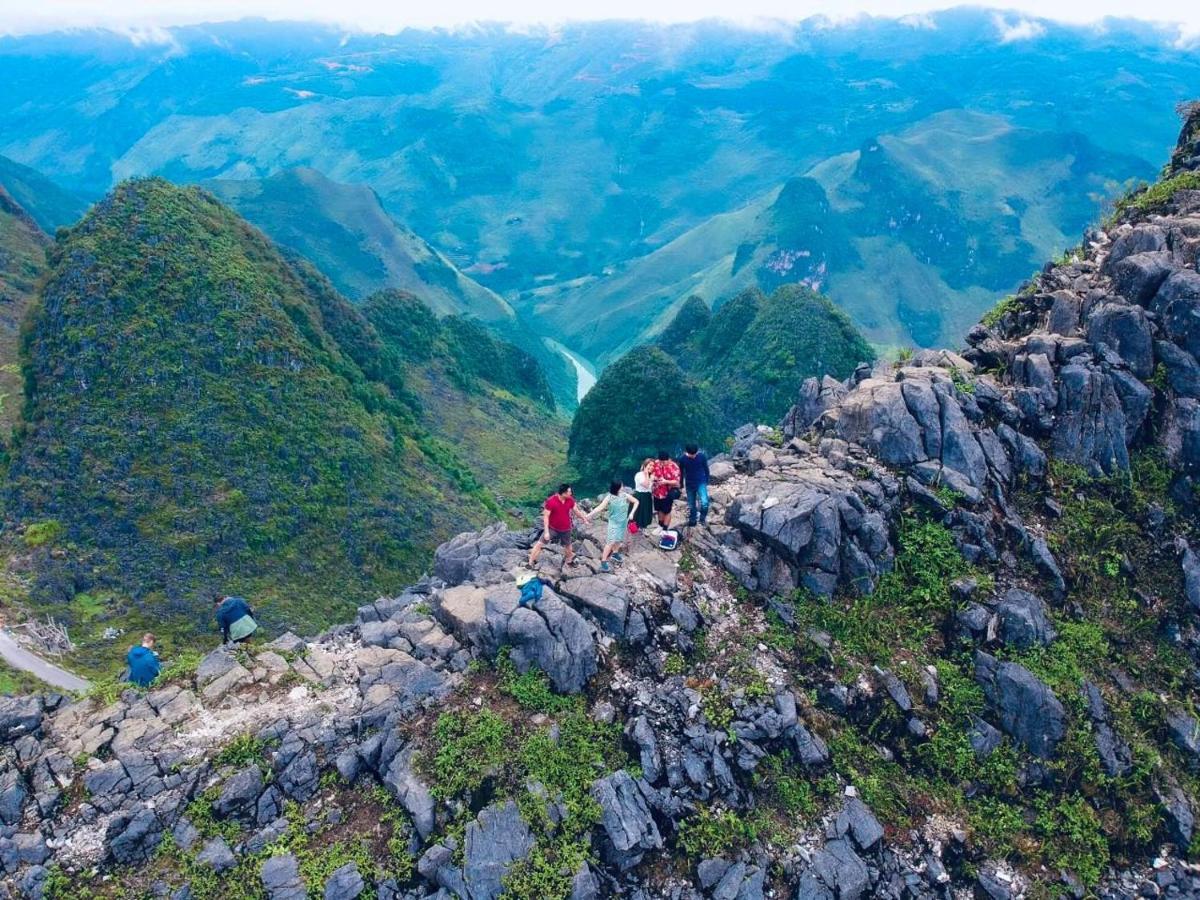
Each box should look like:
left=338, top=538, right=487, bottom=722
left=650, top=450, right=682, bottom=529
left=528, top=483, right=585, bottom=570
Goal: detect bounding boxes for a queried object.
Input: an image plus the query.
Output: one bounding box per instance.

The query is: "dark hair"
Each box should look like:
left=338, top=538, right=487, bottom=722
left=657, top=450, right=670, bottom=461
left=685, top=443, right=699, bottom=454
left=608, top=479, right=622, bottom=495
left=557, top=483, right=572, bottom=495
left=212, top=595, right=225, bottom=606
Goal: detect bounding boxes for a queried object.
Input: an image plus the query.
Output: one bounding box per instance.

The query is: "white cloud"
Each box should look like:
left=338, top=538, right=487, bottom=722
left=991, top=12, right=1047, bottom=42
left=0, top=0, right=1196, bottom=37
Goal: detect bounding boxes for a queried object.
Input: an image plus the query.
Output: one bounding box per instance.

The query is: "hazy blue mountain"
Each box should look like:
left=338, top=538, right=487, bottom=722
left=530, top=109, right=1158, bottom=358
left=1, top=13, right=1197, bottom=353
left=205, top=168, right=514, bottom=320
left=204, top=168, right=578, bottom=409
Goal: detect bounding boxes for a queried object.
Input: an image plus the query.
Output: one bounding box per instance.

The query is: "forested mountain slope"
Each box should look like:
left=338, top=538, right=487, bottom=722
left=2, top=180, right=563, bottom=642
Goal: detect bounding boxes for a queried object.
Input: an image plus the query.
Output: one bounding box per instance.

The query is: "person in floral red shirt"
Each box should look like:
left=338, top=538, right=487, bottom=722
left=650, top=450, right=682, bottom=529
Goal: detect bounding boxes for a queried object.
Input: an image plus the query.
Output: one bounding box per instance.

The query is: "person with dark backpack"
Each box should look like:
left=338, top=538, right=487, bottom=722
left=678, top=443, right=711, bottom=527
left=213, top=595, right=259, bottom=645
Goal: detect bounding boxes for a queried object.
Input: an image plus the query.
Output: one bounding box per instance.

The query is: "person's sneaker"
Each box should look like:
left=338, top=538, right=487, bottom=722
left=611, top=552, right=623, bottom=562
left=600, top=561, right=611, bottom=572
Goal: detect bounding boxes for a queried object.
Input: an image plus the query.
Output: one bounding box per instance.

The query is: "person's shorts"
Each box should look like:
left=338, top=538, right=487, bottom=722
left=653, top=495, right=674, bottom=514
left=548, top=527, right=572, bottom=546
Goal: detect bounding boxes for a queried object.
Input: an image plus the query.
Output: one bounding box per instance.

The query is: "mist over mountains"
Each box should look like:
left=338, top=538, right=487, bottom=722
left=1, top=11, right=1197, bottom=360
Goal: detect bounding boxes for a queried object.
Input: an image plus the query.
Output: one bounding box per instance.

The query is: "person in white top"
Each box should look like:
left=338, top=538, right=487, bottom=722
left=632, top=458, right=655, bottom=533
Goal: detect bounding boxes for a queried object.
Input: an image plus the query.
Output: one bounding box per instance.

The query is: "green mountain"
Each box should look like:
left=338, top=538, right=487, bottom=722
left=569, top=284, right=873, bottom=479
left=3, top=179, right=559, bottom=636
left=567, top=346, right=721, bottom=486
left=0, top=188, right=48, bottom=439
left=661, top=284, right=876, bottom=431
left=363, top=289, right=565, bottom=507
left=0, top=155, right=89, bottom=234
left=526, top=111, right=1155, bottom=360
left=206, top=168, right=579, bottom=411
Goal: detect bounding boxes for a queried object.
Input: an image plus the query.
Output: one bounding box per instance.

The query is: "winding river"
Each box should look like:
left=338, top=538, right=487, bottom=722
left=543, top=337, right=597, bottom=403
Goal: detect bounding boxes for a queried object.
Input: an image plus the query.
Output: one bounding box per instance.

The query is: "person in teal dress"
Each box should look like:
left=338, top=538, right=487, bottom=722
left=586, top=480, right=639, bottom=572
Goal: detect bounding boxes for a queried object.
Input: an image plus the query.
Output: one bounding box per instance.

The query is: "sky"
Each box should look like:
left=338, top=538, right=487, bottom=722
left=0, top=0, right=1197, bottom=35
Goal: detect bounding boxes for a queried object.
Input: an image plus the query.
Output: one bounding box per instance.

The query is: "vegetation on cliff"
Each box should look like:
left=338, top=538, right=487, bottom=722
left=567, top=346, right=721, bottom=485
left=661, top=284, right=875, bottom=431
left=2, top=179, right=560, bottom=644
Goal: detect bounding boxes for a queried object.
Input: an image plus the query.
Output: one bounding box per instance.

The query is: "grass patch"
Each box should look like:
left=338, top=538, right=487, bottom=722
left=1109, top=170, right=1200, bottom=221
left=793, top=516, right=973, bottom=663
left=497, top=650, right=579, bottom=714
left=675, top=806, right=764, bottom=858
left=425, top=708, right=511, bottom=800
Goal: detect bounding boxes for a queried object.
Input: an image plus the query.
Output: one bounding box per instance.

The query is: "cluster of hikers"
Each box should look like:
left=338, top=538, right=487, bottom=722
left=527, top=444, right=710, bottom=574
left=124, top=594, right=260, bottom=688
left=121, top=447, right=712, bottom=685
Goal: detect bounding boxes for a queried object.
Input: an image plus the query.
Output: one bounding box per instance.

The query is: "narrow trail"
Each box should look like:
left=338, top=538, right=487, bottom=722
left=0, top=629, right=91, bottom=693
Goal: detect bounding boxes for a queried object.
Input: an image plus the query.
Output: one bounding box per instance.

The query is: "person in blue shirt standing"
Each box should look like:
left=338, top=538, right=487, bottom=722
left=126, top=633, right=161, bottom=688
left=213, top=595, right=259, bottom=645
left=678, top=443, right=711, bottom=527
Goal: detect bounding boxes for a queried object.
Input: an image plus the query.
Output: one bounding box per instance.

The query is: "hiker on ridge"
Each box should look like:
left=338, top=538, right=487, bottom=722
left=678, top=443, right=711, bottom=527
left=213, top=594, right=259, bottom=645
left=585, top=479, right=639, bottom=572
left=126, top=632, right=161, bottom=688
left=528, top=483, right=586, bottom=571
left=650, top=450, right=682, bottom=530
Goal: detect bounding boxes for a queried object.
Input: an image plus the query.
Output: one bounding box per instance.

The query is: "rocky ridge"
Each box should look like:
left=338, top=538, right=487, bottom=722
left=3, top=107, right=1200, bottom=900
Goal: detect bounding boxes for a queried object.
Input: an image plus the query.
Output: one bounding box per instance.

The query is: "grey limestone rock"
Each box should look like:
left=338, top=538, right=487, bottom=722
left=993, top=588, right=1057, bottom=650
left=323, top=862, right=364, bottom=900
left=974, top=652, right=1066, bottom=758
left=195, top=837, right=236, bottom=874
left=483, top=586, right=598, bottom=694
left=261, top=853, right=306, bottom=900
left=592, top=770, right=662, bottom=871
left=460, top=801, right=535, bottom=900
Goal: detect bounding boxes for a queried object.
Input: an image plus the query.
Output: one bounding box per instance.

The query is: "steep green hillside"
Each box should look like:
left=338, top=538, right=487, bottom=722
left=363, top=289, right=566, bottom=506
left=0, top=188, right=47, bottom=440
left=663, top=285, right=875, bottom=431
left=3, top=179, right=508, bottom=636
left=567, top=346, right=721, bottom=486
left=206, top=169, right=513, bottom=319
left=0, top=155, right=88, bottom=234
left=207, top=169, right=579, bottom=411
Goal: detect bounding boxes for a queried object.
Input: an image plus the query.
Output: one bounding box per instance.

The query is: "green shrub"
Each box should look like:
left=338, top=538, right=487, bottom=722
left=497, top=651, right=578, bottom=714
left=676, top=806, right=762, bottom=857
left=23, top=520, right=64, bottom=547
left=1034, top=795, right=1110, bottom=887
left=1110, top=171, right=1200, bottom=219
left=425, top=709, right=511, bottom=800
left=980, top=294, right=1022, bottom=328
left=214, top=733, right=270, bottom=769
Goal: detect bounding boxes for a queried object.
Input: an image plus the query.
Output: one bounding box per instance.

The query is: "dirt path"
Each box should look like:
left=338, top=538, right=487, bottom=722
left=0, top=629, right=91, bottom=693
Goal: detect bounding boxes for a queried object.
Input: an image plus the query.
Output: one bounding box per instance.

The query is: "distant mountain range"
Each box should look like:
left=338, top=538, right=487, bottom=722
left=0, top=13, right=1196, bottom=360
left=531, top=110, right=1156, bottom=359
left=205, top=168, right=513, bottom=321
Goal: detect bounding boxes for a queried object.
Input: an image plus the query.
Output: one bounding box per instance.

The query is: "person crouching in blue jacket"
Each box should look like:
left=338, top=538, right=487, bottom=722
left=213, top=595, right=259, bottom=645
left=126, top=633, right=161, bottom=688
